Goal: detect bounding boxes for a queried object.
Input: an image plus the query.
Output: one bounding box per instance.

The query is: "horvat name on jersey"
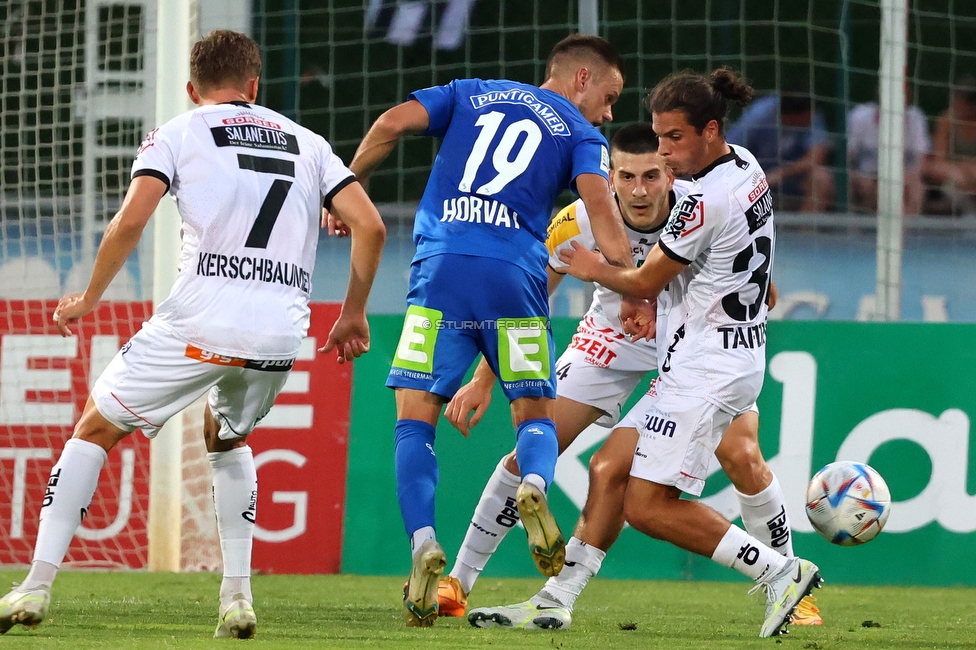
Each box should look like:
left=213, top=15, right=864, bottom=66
left=440, top=196, right=521, bottom=229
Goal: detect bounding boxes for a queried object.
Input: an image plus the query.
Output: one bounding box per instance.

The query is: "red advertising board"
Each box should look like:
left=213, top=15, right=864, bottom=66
left=249, top=303, right=351, bottom=574
left=0, top=301, right=350, bottom=574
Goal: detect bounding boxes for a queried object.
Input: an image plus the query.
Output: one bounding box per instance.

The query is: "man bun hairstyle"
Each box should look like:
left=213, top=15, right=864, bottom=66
left=609, top=123, right=659, bottom=157
left=645, top=66, right=753, bottom=134
left=190, top=30, right=262, bottom=94
left=545, top=34, right=626, bottom=83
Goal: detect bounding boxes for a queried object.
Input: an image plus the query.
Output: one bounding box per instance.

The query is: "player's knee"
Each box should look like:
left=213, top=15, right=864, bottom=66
left=717, top=438, right=768, bottom=492
left=73, top=401, right=129, bottom=452
left=73, top=426, right=126, bottom=453
left=203, top=407, right=249, bottom=453
left=588, top=446, right=630, bottom=494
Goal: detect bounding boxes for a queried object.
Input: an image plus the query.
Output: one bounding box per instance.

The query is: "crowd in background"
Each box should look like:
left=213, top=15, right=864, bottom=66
left=726, top=76, right=976, bottom=216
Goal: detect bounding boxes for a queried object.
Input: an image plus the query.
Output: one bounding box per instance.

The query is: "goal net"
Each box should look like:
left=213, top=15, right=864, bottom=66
left=2, top=0, right=975, bottom=573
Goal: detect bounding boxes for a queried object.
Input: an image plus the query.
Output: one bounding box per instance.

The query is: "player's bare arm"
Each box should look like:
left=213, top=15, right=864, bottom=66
left=319, top=181, right=386, bottom=363
left=576, top=173, right=656, bottom=339
left=54, top=175, right=167, bottom=337
left=575, top=173, right=632, bottom=269
left=349, top=99, right=431, bottom=184
left=559, top=239, right=685, bottom=300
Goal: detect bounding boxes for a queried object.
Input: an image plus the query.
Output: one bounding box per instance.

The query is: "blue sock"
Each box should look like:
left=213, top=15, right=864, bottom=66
left=394, top=419, right=438, bottom=537
left=515, top=418, right=558, bottom=490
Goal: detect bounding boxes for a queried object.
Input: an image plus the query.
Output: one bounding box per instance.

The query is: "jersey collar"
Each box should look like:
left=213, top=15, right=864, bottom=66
left=691, top=144, right=747, bottom=181
left=221, top=100, right=252, bottom=108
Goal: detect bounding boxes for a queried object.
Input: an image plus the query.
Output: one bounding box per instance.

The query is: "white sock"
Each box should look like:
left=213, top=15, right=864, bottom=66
left=537, top=537, right=605, bottom=610
left=523, top=473, right=547, bottom=492
left=736, top=474, right=794, bottom=557
left=32, top=439, right=107, bottom=573
left=21, top=561, right=58, bottom=592
left=711, top=525, right=789, bottom=582
left=209, top=446, right=256, bottom=604
left=411, top=526, right=436, bottom=556
left=450, top=459, right=521, bottom=594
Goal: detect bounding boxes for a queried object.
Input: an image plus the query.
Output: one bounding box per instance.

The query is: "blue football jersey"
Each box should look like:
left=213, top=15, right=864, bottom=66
left=408, top=79, right=610, bottom=280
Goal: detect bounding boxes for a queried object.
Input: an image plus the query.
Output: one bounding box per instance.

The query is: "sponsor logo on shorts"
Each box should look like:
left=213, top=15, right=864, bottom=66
left=185, top=345, right=295, bottom=372
left=392, top=306, right=441, bottom=373
left=568, top=334, right=618, bottom=368
left=642, top=414, right=677, bottom=438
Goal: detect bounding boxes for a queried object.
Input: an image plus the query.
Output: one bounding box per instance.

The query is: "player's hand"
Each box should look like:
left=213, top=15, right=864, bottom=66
left=767, top=281, right=778, bottom=311
left=322, top=208, right=350, bottom=237
left=53, top=293, right=97, bottom=337
left=557, top=241, right=607, bottom=282
left=320, top=311, right=370, bottom=363
left=445, top=378, right=493, bottom=438
left=620, top=296, right=656, bottom=341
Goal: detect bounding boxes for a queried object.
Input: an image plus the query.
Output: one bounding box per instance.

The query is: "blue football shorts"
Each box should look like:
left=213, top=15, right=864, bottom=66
left=387, top=253, right=556, bottom=402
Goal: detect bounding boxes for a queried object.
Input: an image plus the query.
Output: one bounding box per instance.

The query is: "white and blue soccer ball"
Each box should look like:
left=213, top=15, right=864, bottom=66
left=805, top=461, right=891, bottom=546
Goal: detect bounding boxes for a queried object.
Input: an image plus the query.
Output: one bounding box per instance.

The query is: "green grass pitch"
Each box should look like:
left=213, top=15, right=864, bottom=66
left=0, top=571, right=974, bottom=649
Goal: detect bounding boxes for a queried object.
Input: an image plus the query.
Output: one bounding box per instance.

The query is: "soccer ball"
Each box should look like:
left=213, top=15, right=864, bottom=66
left=805, top=461, right=891, bottom=546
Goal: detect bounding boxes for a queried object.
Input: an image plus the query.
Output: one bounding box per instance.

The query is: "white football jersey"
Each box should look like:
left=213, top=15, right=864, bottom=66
left=655, top=145, right=775, bottom=413
left=546, top=180, right=691, bottom=354
left=131, top=101, right=355, bottom=359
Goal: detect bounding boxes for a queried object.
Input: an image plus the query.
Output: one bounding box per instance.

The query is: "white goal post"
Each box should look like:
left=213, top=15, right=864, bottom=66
left=148, top=0, right=194, bottom=573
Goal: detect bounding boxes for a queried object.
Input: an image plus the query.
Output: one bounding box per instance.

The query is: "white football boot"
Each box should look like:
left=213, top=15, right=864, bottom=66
left=213, top=594, right=257, bottom=639
left=468, top=592, right=571, bottom=630
left=752, top=558, right=823, bottom=638
left=0, top=584, right=50, bottom=634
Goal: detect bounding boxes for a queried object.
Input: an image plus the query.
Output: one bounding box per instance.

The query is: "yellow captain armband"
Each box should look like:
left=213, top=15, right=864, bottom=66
left=546, top=202, right=582, bottom=255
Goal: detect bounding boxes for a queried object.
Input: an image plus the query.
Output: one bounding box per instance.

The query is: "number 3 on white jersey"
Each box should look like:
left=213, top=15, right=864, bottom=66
left=458, top=111, right=542, bottom=195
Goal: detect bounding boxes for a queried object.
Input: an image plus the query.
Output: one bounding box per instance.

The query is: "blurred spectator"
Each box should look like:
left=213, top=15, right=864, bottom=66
left=928, top=75, right=976, bottom=215
left=847, top=88, right=931, bottom=216
left=727, top=85, right=835, bottom=212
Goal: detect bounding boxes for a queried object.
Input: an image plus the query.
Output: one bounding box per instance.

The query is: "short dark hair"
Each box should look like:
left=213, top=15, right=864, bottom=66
left=645, top=67, right=753, bottom=134
left=545, top=34, right=625, bottom=83
left=609, top=123, right=659, bottom=159
left=190, top=30, right=262, bottom=94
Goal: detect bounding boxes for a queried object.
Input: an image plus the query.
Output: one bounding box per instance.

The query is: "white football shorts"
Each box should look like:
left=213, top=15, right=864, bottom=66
left=618, top=385, right=759, bottom=497
left=554, top=319, right=657, bottom=426
left=91, top=319, right=292, bottom=440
